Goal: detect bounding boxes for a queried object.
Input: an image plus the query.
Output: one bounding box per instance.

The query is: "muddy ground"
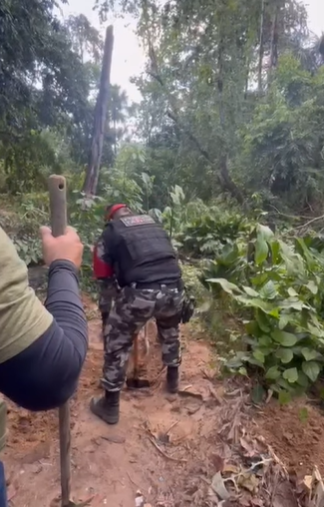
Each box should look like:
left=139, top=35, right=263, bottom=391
left=2, top=295, right=324, bottom=506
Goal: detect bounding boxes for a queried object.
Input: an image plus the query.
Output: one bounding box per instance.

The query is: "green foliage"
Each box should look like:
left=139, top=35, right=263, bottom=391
left=206, top=225, right=324, bottom=401
left=2, top=0, right=324, bottom=412
left=178, top=207, right=250, bottom=258
left=241, top=57, right=324, bottom=208
left=0, top=192, right=49, bottom=265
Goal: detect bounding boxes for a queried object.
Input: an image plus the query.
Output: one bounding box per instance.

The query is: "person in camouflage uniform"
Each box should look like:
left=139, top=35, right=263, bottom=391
left=102, top=285, right=183, bottom=392
left=91, top=204, right=184, bottom=425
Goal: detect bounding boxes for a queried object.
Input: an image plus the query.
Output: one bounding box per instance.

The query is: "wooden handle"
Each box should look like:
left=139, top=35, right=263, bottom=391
left=48, top=175, right=67, bottom=237
left=58, top=404, right=71, bottom=507
left=48, top=175, right=71, bottom=507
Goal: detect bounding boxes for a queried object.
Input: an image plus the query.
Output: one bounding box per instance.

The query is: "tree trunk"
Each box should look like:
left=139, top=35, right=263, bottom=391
left=257, top=0, right=265, bottom=93
left=216, top=36, right=244, bottom=204
left=267, top=3, right=280, bottom=87
left=82, top=25, right=114, bottom=196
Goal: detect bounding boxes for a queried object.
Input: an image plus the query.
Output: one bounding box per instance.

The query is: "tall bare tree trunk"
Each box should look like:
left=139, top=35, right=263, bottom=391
left=267, top=2, right=280, bottom=87
left=82, top=25, right=114, bottom=196
left=216, top=35, right=244, bottom=204
left=258, top=0, right=265, bottom=93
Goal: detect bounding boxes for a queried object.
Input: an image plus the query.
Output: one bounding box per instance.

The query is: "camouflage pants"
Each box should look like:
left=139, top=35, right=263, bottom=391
left=101, top=286, right=184, bottom=392
left=98, top=281, right=118, bottom=335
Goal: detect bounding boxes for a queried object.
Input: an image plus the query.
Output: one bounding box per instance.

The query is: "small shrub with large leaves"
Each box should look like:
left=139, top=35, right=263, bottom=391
left=205, top=224, right=324, bottom=402
left=177, top=207, right=251, bottom=258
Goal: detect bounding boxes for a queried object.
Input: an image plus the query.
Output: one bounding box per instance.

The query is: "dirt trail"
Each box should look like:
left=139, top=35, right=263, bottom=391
left=2, top=303, right=220, bottom=507
left=253, top=397, right=324, bottom=476
left=3, top=297, right=324, bottom=506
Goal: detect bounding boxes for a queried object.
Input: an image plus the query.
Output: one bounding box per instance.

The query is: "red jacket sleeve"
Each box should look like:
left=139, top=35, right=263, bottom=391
left=92, top=239, right=114, bottom=279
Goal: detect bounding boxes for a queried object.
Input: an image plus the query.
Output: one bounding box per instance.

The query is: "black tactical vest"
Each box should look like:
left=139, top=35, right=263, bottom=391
left=108, top=214, right=181, bottom=286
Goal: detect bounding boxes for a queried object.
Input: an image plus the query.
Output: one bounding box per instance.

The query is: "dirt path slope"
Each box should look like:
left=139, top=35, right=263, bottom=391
left=2, top=312, right=220, bottom=507
left=3, top=298, right=324, bottom=506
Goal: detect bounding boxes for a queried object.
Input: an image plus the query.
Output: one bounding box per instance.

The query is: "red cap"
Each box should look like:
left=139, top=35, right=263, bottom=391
left=106, top=203, right=127, bottom=221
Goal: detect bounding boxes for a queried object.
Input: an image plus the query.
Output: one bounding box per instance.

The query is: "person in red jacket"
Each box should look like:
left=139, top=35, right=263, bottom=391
left=91, top=203, right=184, bottom=425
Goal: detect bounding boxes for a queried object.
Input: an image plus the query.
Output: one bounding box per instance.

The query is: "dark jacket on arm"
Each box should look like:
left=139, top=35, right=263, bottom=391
left=0, top=227, right=88, bottom=411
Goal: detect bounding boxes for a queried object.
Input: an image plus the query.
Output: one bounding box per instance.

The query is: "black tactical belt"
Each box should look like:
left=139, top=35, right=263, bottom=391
left=133, top=280, right=183, bottom=291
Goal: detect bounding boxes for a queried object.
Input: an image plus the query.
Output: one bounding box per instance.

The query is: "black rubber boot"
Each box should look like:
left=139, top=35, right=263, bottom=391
left=90, top=391, right=120, bottom=425
left=166, top=366, right=179, bottom=394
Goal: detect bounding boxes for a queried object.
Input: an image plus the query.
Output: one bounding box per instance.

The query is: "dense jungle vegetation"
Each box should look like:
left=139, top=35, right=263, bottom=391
left=2, top=0, right=324, bottom=403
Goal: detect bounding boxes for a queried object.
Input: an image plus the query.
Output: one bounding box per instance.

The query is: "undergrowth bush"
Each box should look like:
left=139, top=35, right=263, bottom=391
left=205, top=224, right=324, bottom=402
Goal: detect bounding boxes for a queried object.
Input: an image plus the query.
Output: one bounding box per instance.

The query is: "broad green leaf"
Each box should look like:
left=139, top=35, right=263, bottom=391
left=246, top=357, right=265, bottom=369
left=307, top=322, right=324, bottom=338
left=297, top=371, right=309, bottom=387
left=278, top=391, right=292, bottom=405
left=279, top=314, right=290, bottom=330
left=243, top=286, right=259, bottom=298
left=271, top=330, right=297, bottom=347
left=265, top=366, right=281, bottom=380
left=256, top=224, right=274, bottom=241
left=259, top=280, right=277, bottom=300
left=287, top=287, right=298, bottom=297
left=236, top=296, right=279, bottom=316
left=280, top=299, right=305, bottom=311
left=283, top=367, right=298, bottom=384
left=259, top=335, right=272, bottom=347
left=270, top=240, right=280, bottom=264
left=306, top=280, right=318, bottom=295
left=259, top=346, right=272, bottom=356
left=238, top=367, right=248, bottom=376
left=255, top=310, right=271, bottom=333
left=275, top=348, right=294, bottom=364
left=251, top=384, right=265, bottom=404
left=277, top=378, right=295, bottom=392
left=309, top=313, right=322, bottom=328
left=255, top=237, right=268, bottom=265
left=302, top=361, right=321, bottom=382
left=295, top=238, right=317, bottom=270
left=226, top=358, right=243, bottom=369
left=301, top=347, right=318, bottom=361
left=253, top=350, right=265, bottom=363
left=279, top=241, right=305, bottom=276
left=245, top=320, right=262, bottom=337
left=206, top=278, right=242, bottom=295
left=251, top=273, right=268, bottom=286
left=217, top=244, right=240, bottom=266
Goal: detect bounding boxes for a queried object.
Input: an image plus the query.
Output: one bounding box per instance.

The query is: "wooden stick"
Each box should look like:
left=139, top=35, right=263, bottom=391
left=148, top=437, right=187, bottom=463
left=48, top=175, right=71, bottom=507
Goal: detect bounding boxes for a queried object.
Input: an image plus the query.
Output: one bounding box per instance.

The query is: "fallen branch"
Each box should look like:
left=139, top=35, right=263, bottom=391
left=148, top=438, right=187, bottom=463
left=165, top=420, right=179, bottom=435
left=126, top=471, right=138, bottom=488
left=295, top=214, right=324, bottom=230
left=100, top=434, right=125, bottom=444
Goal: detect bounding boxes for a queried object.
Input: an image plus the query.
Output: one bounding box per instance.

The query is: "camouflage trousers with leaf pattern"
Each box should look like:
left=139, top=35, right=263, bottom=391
left=98, top=280, right=118, bottom=335
left=101, top=285, right=183, bottom=392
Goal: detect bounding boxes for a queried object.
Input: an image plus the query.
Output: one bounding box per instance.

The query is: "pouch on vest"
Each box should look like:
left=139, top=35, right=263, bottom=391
left=181, top=295, right=196, bottom=324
